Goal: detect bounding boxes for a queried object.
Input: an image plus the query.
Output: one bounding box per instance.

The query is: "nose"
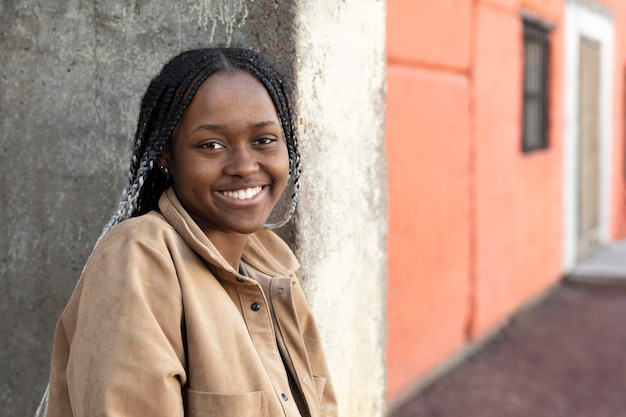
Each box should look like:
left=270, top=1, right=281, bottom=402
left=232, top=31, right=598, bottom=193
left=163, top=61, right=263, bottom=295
left=223, top=145, right=258, bottom=177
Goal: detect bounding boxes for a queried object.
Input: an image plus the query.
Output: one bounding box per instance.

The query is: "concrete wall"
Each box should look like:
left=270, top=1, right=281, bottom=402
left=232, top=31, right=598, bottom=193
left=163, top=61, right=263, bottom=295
left=292, top=2, right=387, bottom=416
left=0, top=1, right=387, bottom=416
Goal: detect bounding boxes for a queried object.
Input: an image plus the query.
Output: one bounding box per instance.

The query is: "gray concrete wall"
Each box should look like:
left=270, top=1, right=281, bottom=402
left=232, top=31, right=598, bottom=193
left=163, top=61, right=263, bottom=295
left=0, top=1, right=386, bottom=416
left=292, top=1, right=388, bottom=415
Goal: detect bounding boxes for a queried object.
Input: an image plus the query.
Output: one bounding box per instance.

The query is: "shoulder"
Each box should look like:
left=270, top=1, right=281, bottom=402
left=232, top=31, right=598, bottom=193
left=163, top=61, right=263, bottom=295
left=84, top=211, right=190, bottom=278
left=64, top=212, right=185, bottom=321
left=102, top=211, right=174, bottom=244
left=95, top=211, right=193, bottom=257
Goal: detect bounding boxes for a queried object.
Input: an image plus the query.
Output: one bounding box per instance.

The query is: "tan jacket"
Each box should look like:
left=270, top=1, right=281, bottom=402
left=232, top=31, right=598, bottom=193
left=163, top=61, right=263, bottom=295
left=45, top=188, right=337, bottom=417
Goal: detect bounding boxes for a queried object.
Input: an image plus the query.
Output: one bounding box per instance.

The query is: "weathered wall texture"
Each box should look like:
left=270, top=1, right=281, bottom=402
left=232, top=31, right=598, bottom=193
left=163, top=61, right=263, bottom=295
left=292, top=1, right=387, bottom=416
left=0, top=1, right=387, bottom=416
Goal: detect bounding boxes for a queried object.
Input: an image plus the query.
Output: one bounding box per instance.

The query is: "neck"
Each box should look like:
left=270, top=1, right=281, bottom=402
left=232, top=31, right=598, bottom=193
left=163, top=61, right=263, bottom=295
left=204, top=230, right=249, bottom=271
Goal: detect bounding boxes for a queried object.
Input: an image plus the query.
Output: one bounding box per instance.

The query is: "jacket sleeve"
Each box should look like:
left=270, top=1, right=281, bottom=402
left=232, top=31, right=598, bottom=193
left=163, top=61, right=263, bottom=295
left=63, top=233, right=187, bottom=417
left=290, top=277, right=339, bottom=417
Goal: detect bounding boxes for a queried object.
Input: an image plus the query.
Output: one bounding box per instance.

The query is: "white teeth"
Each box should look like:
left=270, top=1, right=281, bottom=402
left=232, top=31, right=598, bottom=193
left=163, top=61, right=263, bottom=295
left=222, top=186, right=262, bottom=200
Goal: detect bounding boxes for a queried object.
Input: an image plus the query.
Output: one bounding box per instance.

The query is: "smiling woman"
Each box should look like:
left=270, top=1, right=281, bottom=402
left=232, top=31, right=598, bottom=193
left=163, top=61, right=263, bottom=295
left=36, top=48, right=337, bottom=417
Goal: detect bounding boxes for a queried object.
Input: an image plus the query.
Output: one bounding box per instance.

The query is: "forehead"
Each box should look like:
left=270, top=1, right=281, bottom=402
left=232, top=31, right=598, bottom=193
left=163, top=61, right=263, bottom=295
left=174, top=70, right=281, bottom=134
left=193, top=71, right=276, bottom=112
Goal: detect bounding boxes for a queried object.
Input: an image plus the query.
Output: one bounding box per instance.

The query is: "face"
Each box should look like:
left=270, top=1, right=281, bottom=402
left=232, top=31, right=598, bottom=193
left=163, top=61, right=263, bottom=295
left=158, top=70, right=289, bottom=237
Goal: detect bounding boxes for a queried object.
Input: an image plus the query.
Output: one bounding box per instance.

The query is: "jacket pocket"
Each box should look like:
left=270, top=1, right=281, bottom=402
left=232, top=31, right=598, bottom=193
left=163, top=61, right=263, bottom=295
left=185, top=388, right=268, bottom=417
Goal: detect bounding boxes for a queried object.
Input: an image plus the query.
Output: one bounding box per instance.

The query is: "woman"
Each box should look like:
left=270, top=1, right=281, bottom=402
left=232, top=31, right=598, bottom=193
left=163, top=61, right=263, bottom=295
left=38, top=47, right=337, bottom=417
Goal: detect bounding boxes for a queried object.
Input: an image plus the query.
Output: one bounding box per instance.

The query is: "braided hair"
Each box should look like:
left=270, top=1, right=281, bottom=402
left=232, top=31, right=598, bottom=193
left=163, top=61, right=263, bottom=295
left=97, top=48, right=301, bottom=243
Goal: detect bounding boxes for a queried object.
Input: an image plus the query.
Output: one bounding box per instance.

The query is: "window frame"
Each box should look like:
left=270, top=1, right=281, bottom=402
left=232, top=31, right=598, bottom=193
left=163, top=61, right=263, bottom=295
left=521, top=14, right=553, bottom=153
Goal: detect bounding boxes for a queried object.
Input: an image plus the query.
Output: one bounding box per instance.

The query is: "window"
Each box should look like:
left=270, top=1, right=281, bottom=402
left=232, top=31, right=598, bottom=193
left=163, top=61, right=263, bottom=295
left=522, top=16, right=551, bottom=152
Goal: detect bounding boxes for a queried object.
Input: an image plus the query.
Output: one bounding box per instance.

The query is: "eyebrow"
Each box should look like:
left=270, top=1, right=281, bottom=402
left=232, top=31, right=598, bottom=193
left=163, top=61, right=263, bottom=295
left=191, top=120, right=280, bottom=134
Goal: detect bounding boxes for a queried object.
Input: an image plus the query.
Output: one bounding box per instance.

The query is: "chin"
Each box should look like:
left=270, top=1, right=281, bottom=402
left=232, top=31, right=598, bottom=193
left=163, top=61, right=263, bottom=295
left=238, top=225, right=268, bottom=235
left=225, top=220, right=269, bottom=235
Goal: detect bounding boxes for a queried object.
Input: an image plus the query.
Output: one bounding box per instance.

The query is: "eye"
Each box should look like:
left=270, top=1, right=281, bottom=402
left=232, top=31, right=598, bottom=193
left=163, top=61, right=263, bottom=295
left=253, top=137, right=277, bottom=146
left=199, top=141, right=225, bottom=150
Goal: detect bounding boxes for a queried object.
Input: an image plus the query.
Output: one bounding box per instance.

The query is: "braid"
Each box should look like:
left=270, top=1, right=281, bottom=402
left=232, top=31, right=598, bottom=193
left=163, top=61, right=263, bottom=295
left=96, top=47, right=301, bottom=243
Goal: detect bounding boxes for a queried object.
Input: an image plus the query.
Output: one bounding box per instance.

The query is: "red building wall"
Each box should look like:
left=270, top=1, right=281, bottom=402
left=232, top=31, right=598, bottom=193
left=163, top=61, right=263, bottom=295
left=610, top=0, right=626, bottom=237
left=386, top=0, right=473, bottom=399
left=471, top=0, right=564, bottom=338
left=385, top=0, right=626, bottom=400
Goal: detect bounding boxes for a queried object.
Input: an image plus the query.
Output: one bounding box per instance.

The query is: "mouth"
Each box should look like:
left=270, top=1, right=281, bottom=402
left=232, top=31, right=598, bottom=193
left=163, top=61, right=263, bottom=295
left=219, top=186, right=264, bottom=200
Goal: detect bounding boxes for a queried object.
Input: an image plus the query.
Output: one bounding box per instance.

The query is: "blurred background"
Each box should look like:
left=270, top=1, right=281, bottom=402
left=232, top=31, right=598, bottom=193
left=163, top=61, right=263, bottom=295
left=386, top=0, right=626, bottom=415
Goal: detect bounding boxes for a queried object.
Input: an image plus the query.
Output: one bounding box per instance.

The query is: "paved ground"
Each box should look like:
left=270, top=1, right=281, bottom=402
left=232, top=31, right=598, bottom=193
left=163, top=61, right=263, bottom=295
left=390, top=241, right=626, bottom=417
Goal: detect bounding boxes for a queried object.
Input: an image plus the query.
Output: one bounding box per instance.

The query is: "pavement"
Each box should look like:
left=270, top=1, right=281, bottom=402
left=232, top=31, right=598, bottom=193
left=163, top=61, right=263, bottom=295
left=389, top=240, right=626, bottom=417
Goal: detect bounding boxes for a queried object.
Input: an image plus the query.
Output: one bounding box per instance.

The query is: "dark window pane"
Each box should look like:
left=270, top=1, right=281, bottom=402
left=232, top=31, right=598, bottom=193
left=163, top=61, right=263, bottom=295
left=522, top=19, right=550, bottom=152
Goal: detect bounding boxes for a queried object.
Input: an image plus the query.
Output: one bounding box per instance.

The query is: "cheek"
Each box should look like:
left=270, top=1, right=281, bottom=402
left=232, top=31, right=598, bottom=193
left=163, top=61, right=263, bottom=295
left=278, top=154, right=290, bottom=183
left=268, top=156, right=289, bottom=196
left=280, top=143, right=290, bottom=170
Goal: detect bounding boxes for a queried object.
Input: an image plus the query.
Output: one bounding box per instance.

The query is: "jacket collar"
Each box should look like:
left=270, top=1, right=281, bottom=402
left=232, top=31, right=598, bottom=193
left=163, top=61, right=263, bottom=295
left=158, top=188, right=299, bottom=278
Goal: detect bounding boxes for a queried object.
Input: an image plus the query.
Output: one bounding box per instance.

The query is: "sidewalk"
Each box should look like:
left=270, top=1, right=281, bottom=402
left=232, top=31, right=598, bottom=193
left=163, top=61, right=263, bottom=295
left=390, top=241, right=626, bottom=417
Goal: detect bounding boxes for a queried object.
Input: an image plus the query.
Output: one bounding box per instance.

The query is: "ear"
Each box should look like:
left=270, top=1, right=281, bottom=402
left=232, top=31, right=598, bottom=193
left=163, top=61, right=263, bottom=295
left=156, top=143, right=172, bottom=176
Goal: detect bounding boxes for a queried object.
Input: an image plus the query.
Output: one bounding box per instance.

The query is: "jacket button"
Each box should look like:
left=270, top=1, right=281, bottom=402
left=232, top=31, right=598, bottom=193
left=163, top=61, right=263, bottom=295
left=251, top=303, right=261, bottom=311
left=281, top=393, right=288, bottom=401
left=277, top=287, right=284, bottom=295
